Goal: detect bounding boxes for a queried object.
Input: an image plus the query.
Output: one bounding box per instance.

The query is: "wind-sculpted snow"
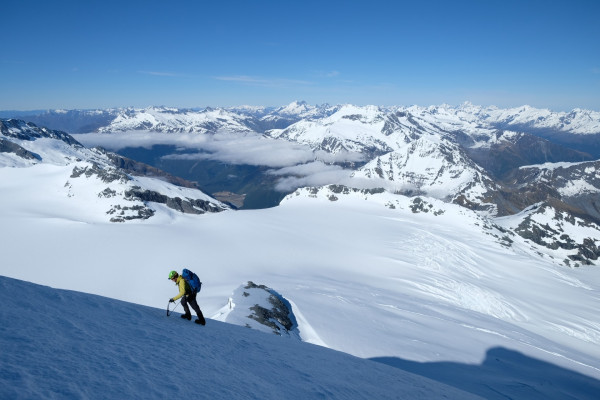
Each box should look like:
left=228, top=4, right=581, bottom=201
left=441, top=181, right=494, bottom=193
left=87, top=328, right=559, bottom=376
left=0, top=276, right=485, bottom=400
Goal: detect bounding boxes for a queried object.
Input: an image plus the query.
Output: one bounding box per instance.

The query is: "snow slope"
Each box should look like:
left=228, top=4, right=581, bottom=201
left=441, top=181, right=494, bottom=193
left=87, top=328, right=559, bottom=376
left=2, top=116, right=600, bottom=398
left=2, top=168, right=600, bottom=398
left=0, top=276, right=483, bottom=399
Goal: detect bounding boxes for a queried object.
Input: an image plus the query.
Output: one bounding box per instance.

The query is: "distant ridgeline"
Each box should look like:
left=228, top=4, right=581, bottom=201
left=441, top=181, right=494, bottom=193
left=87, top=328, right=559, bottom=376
left=2, top=102, right=599, bottom=265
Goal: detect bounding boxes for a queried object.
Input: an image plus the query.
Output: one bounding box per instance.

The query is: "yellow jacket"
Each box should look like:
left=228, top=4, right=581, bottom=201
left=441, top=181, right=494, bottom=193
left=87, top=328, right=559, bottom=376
left=172, top=276, right=190, bottom=301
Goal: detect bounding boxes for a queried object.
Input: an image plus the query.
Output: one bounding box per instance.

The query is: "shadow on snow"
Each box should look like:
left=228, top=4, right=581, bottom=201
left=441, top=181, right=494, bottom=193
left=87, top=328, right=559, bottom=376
left=372, top=346, right=600, bottom=400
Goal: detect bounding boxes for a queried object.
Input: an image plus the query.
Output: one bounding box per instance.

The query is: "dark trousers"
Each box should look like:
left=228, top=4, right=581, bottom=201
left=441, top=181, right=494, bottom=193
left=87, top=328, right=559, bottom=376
left=181, top=292, right=203, bottom=319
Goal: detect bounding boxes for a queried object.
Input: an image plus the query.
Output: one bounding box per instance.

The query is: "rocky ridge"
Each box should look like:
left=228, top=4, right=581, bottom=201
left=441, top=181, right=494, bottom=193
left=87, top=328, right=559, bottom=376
left=1, top=119, right=228, bottom=222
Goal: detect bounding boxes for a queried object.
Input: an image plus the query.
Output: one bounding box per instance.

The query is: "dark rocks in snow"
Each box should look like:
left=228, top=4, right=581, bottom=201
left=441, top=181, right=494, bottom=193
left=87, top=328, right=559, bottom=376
left=107, top=204, right=155, bottom=223
left=410, top=197, right=445, bottom=216
left=98, top=188, right=117, bottom=198
left=1, top=118, right=227, bottom=222
left=513, top=202, right=600, bottom=266
left=244, top=281, right=295, bottom=335
left=0, top=119, right=83, bottom=148
left=568, top=239, right=600, bottom=266
left=69, top=163, right=226, bottom=220
left=125, top=187, right=226, bottom=215
left=68, top=162, right=226, bottom=220
left=0, top=137, right=40, bottom=160
left=71, top=163, right=129, bottom=184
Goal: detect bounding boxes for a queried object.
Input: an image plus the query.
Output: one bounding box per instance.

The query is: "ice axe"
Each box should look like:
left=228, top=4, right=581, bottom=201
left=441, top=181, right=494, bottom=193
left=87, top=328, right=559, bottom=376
left=166, top=299, right=180, bottom=316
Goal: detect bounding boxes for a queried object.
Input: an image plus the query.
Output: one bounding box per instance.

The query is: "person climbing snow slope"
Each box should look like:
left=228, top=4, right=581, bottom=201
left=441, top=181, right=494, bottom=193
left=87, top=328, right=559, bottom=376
left=169, top=270, right=206, bottom=325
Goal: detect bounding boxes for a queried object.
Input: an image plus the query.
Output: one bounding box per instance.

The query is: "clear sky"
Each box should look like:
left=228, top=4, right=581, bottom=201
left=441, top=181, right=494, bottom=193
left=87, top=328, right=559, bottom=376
left=2, top=0, right=599, bottom=111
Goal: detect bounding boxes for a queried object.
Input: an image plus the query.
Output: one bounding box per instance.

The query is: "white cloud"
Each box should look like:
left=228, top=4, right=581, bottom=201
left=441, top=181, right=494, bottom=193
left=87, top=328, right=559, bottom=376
left=272, top=166, right=353, bottom=192
left=74, top=131, right=365, bottom=169
left=73, top=132, right=210, bottom=151
left=72, top=132, right=370, bottom=193
left=164, top=134, right=316, bottom=167
left=268, top=161, right=343, bottom=177
left=74, top=131, right=311, bottom=167
left=269, top=161, right=352, bottom=191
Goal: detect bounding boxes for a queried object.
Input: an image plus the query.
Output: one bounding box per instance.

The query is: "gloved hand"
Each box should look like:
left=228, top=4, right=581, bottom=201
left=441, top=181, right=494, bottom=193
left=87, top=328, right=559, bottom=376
left=169, top=298, right=175, bottom=303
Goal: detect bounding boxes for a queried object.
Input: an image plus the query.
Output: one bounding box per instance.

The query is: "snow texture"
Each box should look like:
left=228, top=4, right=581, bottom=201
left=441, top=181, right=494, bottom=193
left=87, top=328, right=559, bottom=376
left=0, top=276, right=482, bottom=400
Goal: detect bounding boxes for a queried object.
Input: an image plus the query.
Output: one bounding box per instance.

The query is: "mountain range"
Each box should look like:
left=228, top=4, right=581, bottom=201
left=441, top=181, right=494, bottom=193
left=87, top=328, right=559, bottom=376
left=3, top=101, right=599, bottom=266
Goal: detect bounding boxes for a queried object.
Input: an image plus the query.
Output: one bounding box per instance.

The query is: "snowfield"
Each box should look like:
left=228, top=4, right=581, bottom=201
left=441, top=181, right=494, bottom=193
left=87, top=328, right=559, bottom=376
left=1, top=276, right=485, bottom=399
left=1, top=164, right=600, bottom=398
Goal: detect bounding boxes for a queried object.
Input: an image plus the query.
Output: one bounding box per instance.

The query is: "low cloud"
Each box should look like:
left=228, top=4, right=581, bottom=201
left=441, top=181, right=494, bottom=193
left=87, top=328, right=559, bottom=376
left=269, top=162, right=353, bottom=192
left=73, top=132, right=209, bottom=152
left=74, top=130, right=360, bottom=167
left=269, top=164, right=417, bottom=193
left=162, top=133, right=317, bottom=168
left=73, top=131, right=369, bottom=193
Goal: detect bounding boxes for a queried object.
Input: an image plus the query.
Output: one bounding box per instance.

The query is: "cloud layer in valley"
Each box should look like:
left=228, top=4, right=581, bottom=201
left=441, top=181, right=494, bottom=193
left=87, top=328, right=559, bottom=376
left=73, top=131, right=365, bottom=192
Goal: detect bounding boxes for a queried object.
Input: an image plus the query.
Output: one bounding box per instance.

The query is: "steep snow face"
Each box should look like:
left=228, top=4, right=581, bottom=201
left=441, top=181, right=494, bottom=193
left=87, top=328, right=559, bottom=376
left=266, top=105, right=402, bottom=155
left=1, top=119, right=98, bottom=167
left=352, top=135, right=497, bottom=210
left=2, top=276, right=484, bottom=400
left=97, top=106, right=256, bottom=134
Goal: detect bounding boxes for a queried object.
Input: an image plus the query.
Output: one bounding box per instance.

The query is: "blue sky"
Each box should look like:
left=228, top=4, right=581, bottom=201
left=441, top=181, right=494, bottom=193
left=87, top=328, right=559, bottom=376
left=2, top=0, right=599, bottom=111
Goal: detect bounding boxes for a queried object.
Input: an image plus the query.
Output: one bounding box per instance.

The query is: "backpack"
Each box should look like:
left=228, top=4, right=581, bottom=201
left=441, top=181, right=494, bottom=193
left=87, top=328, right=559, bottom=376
left=181, top=268, right=202, bottom=294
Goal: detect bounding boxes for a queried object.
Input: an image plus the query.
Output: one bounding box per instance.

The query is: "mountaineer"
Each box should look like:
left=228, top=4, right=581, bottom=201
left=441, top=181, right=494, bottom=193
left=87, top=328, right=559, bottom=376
left=169, top=270, right=206, bottom=325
